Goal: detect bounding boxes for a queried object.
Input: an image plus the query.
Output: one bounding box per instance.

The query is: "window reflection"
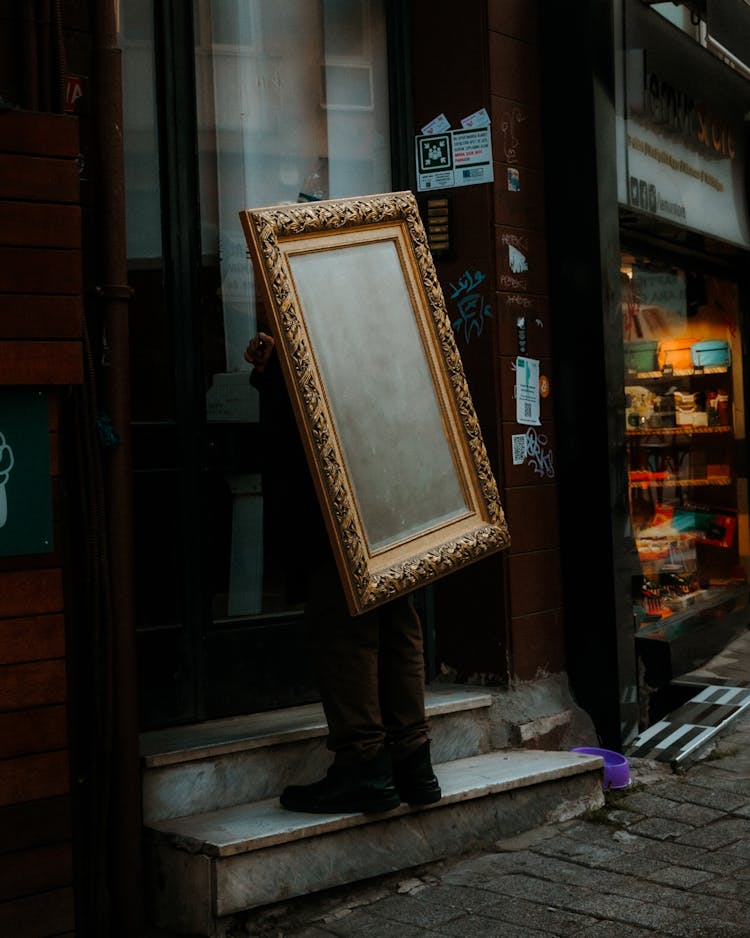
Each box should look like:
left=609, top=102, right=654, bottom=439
left=120, top=0, right=172, bottom=422
left=195, top=0, right=390, bottom=425
left=621, top=254, right=749, bottom=645
left=194, top=0, right=391, bottom=618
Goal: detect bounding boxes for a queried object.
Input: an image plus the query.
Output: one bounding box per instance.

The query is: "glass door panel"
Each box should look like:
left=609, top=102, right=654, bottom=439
left=194, top=0, right=391, bottom=634
left=122, top=0, right=394, bottom=722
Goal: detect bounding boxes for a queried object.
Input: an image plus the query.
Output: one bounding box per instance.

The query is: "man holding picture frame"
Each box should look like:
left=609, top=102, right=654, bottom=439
left=240, top=191, right=508, bottom=815
left=245, top=330, right=442, bottom=815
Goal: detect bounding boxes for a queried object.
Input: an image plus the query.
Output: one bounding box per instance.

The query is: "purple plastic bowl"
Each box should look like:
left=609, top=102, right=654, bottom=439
left=571, top=746, right=631, bottom=789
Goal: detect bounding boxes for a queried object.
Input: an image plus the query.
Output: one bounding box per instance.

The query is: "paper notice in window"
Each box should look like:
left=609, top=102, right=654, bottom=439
left=516, top=357, right=541, bottom=426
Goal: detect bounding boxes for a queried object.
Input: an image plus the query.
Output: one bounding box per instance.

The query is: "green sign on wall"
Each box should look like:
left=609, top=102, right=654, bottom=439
left=0, top=389, right=53, bottom=557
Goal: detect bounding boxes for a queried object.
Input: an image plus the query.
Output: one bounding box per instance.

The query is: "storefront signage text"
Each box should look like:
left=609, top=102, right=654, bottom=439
left=620, top=1, right=750, bottom=250
left=640, top=67, right=736, bottom=162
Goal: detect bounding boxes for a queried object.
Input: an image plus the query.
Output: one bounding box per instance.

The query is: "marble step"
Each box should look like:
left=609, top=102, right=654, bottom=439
left=141, top=685, right=495, bottom=823
left=144, top=748, right=605, bottom=937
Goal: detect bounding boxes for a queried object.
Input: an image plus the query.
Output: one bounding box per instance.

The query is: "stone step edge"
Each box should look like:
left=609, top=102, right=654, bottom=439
left=146, top=748, right=603, bottom=858
left=140, top=684, right=494, bottom=769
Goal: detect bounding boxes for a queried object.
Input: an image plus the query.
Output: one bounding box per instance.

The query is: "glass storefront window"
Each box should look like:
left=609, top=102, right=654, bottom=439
left=120, top=0, right=172, bottom=421
left=194, top=0, right=391, bottom=425
left=194, top=0, right=392, bottom=620
left=621, top=253, right=750, bottom=683
left=120, top=1, right=396, bottom=719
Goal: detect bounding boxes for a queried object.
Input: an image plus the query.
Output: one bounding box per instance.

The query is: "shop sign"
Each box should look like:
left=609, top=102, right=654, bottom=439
left=0, top=389, right=53, bottom=557
left=619, top=0, right=750, bottom=249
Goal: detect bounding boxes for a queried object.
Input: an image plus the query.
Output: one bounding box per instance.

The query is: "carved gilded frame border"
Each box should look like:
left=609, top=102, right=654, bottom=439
left=240, top=191, right=509, bottom=615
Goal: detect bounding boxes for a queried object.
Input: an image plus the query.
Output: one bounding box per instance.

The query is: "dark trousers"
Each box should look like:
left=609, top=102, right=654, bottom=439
left=305, top=559, right=431, bottom=766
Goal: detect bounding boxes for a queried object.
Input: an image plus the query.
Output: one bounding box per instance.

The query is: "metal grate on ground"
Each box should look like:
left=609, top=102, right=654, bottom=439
left=627, top=684, right=750, bottom=769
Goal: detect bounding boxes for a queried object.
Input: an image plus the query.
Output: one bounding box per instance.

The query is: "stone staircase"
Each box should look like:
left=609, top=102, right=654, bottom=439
left=140, top=684, right=605, bottom=937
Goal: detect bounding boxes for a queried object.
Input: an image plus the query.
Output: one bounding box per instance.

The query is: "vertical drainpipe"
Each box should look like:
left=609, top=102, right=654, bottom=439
left=93, top=2, right=142, bottom=934
left=22, top=0, right=40, bottom=109
left=36, top=0, right=53, bottom=111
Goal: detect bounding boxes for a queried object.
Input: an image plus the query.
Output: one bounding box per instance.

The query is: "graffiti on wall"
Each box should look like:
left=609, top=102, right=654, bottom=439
left=449, top=269, right=492, bottom=343
left=500, top=231, right=530, bottom=292
left=511, top=426, right=555, bottom=479
left=501, top=107, right=525, bottom=163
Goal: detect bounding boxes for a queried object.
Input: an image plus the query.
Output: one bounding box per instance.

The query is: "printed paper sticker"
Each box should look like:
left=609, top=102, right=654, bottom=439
left=461, top=107, right=491, bottom=129
left=516, top=357, right=541, bottom=426
left=421, top=113, right=451, bottom=135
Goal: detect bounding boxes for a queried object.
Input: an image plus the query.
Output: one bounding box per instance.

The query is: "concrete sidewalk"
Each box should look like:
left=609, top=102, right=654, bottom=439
left=240, top=701, right=750, bottom=937
left=142, top=627, right=750, bottom=937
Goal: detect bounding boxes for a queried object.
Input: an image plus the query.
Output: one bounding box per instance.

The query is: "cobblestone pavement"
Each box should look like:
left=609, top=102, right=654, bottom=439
left=235, top=707, right=750, bottom=938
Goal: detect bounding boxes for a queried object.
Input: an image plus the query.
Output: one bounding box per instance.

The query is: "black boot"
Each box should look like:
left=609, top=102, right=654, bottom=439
left=280, top=747, right=401, bottom=814
left=392, top=741, right=442, bottom=805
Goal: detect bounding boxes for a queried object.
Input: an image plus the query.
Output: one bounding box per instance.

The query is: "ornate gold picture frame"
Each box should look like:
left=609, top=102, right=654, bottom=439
left=240, top=191, right=509, bottom=615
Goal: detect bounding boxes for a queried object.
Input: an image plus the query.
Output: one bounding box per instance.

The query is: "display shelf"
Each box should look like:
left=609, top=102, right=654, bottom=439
left=636, top=583, right=749, bottom=638
left=626, top=426, right=732, bottom=438
left=629, top=476, right=732, bottom=489
left=625, top=365, right=731, bottom=381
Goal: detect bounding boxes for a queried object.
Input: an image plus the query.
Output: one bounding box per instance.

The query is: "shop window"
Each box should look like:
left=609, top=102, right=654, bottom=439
left=193, top=0, right=391, bottom=620
left=621, top=253, right=750, bottom=681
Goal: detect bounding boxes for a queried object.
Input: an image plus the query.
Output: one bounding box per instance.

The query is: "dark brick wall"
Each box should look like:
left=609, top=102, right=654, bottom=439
left=489, top=0, right=566, bottom=680
left=412, top=0, right=567, bottom=683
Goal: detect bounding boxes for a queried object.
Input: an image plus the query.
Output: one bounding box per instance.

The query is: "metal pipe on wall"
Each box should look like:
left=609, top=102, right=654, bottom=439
left=93, top=1, right=142, bottom=934
left=22, top=0, right=39, bottom=109
left=36, top=0, right=52, bottom=111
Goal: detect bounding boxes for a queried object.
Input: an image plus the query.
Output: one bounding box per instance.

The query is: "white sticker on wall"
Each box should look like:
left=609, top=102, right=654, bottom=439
left=511, top=433, right=527, bottom=466
left=516, top=356, right=541, bottom=426
left=509, top=244, right=528, bottom=273
left=460, top=107, right=491, bottom=129
left=421, top=112, right=451, bottom=135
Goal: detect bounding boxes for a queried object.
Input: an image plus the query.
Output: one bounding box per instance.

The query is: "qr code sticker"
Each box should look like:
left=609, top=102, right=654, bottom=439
left=511, top=433, right=527, bottom=466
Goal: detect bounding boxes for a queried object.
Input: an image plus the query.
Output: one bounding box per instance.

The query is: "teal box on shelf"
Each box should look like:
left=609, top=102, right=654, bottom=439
left=624, top=340, right=658, bottom=373
left=691, top=340, right=730, bottom=368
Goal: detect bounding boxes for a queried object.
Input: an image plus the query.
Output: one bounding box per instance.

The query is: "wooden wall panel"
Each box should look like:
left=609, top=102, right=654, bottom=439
left=0, top=886, right=75, bottom=938
left=0, top=660, right=67, bottom=710
left=0, top=295, right=83, bottom=339
left=0, top=570, right=63, bottom=617
left=0, top=706, right=68, bottom=758
left=0, top=154, right=80, bottom=203
left=0, top=796, right=72, bottom=853
left=0, top=340, right=83, bottom=384
left=0, top=103, right=80, bottom=938
left=0, top=750, right=70, bottom=807
left=0, top=108, right=84, bottom=391
left=0, top=247, right=82, bottom=294
left=0, top=843, right=73, bottom=902
left=0, top=202, right=81, bottom=248
left=0, top=111, right=79, bottom=158
left=0, top=614, right=65, bottom=663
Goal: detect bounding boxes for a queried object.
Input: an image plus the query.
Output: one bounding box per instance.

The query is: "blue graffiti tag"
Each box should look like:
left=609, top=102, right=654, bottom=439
left=449, top=269, right=491, bottom=343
